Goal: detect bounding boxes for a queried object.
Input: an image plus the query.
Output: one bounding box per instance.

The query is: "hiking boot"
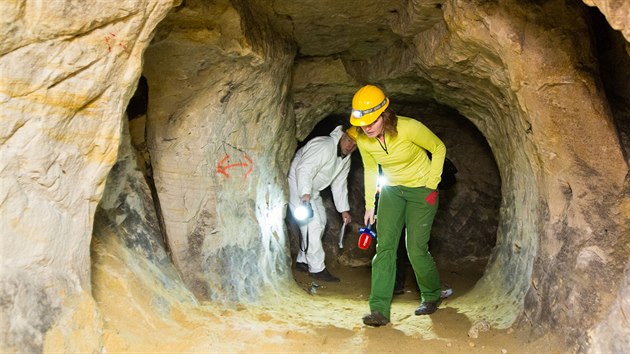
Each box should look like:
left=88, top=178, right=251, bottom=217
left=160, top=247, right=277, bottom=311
left=295, top=262, right=308, bottom=273
left=362, top=311, right=390, bottom=327
left=414, top=300, right=441, bottom=315
left=309, top=268, right=340, bottom=282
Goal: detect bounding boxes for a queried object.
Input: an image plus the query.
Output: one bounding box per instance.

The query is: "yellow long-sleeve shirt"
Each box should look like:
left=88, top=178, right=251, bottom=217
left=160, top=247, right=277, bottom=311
left=356, top=116, right=446, bottom=210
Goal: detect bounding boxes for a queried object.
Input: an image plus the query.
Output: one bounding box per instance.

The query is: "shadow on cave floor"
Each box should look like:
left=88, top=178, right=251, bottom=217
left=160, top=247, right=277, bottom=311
left=286, top=261, right=568, bottom=353
left=290, top=259, right=485, bottom=305
left=92, top=227, right=567, bottom=353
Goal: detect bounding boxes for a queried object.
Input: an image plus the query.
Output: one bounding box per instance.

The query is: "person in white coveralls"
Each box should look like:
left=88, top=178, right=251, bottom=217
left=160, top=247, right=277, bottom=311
left=288, top=125, right=358, bottom=282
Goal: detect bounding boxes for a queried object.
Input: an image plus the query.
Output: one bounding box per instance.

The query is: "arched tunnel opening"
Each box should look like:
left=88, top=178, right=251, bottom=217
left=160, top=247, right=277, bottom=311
left=285, top=106, right=501, bottom=301
left=81, top=0, right=630, bottom=352
left=2, top=0, right=629, bottom=353
left=89, top=0, right=627, bottom=352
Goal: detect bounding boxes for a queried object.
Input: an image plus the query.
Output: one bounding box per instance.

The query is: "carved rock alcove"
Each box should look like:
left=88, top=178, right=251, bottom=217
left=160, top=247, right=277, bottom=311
left=1, top=0, right=628, bottom=353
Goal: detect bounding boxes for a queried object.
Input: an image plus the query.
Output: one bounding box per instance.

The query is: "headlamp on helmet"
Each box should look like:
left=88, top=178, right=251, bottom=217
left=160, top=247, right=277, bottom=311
left=349, top=85, right=390, bottom=126
left=351, top=98, right=387, bottom=119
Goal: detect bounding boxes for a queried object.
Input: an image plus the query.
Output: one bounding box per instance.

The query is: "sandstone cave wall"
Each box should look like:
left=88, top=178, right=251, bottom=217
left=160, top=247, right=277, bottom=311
left=90, top=116, right=201, bottom=349
left=287, top=0, right=629, bottom=349
left=1, top=0, right=629, bottom=353
left=142, top=0, right=296, bottom=302
left=0, top=0, right=175, bottom=352
left=396, top=1, right=625, bottom=349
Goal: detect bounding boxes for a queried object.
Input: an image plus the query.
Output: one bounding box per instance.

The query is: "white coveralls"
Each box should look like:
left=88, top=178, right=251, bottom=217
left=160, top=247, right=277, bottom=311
left=288, top=126, right=351, bottom=273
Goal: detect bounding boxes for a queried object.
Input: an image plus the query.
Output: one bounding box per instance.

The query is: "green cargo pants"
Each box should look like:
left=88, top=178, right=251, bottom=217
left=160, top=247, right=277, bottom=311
left=369, top=185, right=441, bottom=319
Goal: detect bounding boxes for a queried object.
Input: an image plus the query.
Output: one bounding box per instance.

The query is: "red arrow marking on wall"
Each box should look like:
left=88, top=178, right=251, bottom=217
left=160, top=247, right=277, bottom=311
left=243, top=154, right=253, bottom=180
left=217, top=154, right=254, bottom=180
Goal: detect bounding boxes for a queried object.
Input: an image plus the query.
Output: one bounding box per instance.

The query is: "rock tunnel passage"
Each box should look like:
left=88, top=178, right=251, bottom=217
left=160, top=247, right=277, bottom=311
left=1, top=0, right=629, bottom=353
left=286, top=108, right=501, bottom=295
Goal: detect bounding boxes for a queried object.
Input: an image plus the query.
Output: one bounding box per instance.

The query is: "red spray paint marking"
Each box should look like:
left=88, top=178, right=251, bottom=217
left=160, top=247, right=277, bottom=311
left=104, top=32, right=129, bottom=53
left=217, top=154, right=253, bottom=181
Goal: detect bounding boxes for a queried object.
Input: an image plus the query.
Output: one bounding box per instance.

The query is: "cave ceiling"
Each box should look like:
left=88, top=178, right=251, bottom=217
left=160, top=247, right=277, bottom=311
left=271, top=0, right=445, bottom=59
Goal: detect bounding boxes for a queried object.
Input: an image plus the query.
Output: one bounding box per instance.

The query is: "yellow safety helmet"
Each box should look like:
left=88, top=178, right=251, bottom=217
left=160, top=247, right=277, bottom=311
left=345, top=126, right=359, bottom=141
left=350, top=85, right=389, bottom=126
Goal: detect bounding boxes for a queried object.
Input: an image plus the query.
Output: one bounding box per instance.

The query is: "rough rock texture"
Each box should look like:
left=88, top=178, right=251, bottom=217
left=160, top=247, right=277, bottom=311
left=592, top=7, right=630, bottom=164
left=1, top=0, right=629, bottom=353
left=90, top=117, right=199, bottom=352
left=0, top=0, right=175, bottom=352
left=583, top=0, right=630, bottom=42
left=291, top=58, right=359, bottom=140
left=93, top=116, right=195, bottom=306
left=274, top=0, right=629, bottom=350
left=587, top=253, right=630, bottom=353
left=287, top=0, right=445, bottom=140
left=142, top=0, right=295, bottom=302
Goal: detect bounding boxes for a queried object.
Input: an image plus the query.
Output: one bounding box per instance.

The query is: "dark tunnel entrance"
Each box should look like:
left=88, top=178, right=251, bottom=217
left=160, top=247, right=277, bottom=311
left=285, top=104, right=501, bottom=299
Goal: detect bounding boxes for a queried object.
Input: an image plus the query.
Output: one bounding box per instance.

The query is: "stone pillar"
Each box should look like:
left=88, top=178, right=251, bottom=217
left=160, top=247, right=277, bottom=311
left=0, top=1, right=174, bottom=352
left=144, top=1, right=297, bottom=302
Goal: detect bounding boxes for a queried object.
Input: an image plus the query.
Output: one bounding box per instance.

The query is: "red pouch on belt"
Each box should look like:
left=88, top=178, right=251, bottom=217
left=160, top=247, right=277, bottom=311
left=425, top=190, right=438, bottom=206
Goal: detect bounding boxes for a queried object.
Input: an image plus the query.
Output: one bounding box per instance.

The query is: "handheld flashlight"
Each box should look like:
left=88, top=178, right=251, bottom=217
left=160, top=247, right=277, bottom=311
left=294, top=200, right=313, bottom=221
left=358, top=225, right=376, bottom=250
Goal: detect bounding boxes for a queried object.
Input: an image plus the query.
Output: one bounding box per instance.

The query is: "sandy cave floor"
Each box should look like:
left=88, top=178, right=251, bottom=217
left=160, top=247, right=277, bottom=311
left=95, top=250, right=568, bottom=353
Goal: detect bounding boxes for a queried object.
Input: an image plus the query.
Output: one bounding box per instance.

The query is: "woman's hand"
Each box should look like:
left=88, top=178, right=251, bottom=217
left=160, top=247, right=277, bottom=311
left=364, top=208, right=375, bottom=226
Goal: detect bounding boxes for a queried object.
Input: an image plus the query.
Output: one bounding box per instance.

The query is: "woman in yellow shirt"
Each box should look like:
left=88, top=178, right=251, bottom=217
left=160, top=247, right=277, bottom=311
left=350, top=85, right=446, bottom=326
